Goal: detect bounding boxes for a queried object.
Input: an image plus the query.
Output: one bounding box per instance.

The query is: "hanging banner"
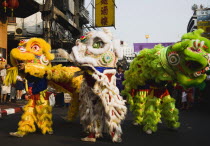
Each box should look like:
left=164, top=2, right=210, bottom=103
left=95, top=0, right=115, bottom=27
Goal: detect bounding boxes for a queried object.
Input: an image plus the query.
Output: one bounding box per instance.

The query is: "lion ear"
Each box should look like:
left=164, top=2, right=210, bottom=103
left=45, top=53, right=55, bottom=61
left=42, top=40, right=55, bottom=60
left=171, top=40, right=190, bottom=52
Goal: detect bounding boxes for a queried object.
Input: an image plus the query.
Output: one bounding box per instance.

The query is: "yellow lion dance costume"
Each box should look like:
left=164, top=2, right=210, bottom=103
left=6, top=38, right=82, bottom=137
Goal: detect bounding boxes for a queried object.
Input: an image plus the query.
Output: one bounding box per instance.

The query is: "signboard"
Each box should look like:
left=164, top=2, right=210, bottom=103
left=197, top=21, right=210, bottom=32
left=64, top=93, right=71, bottom=103
left=51, top=49, right=68, bottom=62
left=197, top=9, right=210, bottom=39
left=95, top=0, right=115, bottom=27
left=197, top=21, right=210, bottom=39
left=197, top=10, right=210, bottom=21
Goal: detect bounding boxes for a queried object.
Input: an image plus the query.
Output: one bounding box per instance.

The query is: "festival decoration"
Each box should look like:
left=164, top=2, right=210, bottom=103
left=1, top=0, right=8, bottom=12
left=7, top=0, right=19, bottom=16
left=122, top=29, right=210, bottom=134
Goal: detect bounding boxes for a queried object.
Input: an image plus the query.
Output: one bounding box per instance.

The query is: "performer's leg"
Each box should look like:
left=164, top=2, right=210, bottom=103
left=81, top=132, right=96, bottom=142
left=35, top=99, right=53, bottom=135
left=65, top=92, right=79, bottom=121
left=142, top=96, right=161, bottom=134
left=133, top=90, right=148, bottom=125
left=161, top=95, right=180, bottom=129
left=10, top=99, right=36, bottom=137
left=80, top=82, right=99, bottom=142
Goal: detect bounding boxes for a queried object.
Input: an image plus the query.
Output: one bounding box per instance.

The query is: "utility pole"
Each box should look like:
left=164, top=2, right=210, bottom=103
left=145, top=34, right=150, bottom=43
left=41, top=0, right=53, bottom=45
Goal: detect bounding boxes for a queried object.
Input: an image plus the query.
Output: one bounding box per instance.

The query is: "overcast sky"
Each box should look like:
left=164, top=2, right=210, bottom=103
left=85, top=0, right=210, bottom=47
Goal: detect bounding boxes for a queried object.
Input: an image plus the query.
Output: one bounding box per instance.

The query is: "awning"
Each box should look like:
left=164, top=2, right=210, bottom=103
left=0, top=0, right=40, bottom=18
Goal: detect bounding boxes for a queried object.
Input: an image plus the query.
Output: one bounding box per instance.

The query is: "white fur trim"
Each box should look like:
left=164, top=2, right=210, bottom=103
left=72, top=46, right=97, bottom=66
left=57, top=48, right=74, bottom=62
left=86, top=31, right=112, bottom=55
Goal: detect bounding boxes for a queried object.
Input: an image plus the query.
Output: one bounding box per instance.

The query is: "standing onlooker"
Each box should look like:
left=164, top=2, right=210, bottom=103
left=181, top=89, right=187, bottom=110
left=186, top=87, right=194, bottom=109
left=0, top=64, right=11, bottom=104
left=10, top=83, right=17, bottom=102
left=15, top=75, right=25, bottom=100
left=116, top=66, right=124, bottom=94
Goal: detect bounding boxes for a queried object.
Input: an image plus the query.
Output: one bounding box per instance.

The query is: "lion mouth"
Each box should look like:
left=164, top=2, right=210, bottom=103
left=185, top=60, right=209, bottom=77
left=185, top=60, right=203, bottom=71
left=16, top=59, right=24, bottom=64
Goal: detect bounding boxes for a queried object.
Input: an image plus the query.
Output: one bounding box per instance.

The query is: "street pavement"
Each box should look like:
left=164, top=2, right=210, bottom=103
left=0, top=100, right=26, bottom=110
left=0, top=104, right=210, bottom=146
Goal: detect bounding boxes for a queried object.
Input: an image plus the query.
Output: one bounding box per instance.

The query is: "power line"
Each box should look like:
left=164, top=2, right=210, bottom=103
left=85, top=0, right=92, bottom=9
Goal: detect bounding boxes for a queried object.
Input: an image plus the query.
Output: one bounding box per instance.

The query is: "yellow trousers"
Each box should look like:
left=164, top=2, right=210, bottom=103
left=16, top=91, right=53, bottom=136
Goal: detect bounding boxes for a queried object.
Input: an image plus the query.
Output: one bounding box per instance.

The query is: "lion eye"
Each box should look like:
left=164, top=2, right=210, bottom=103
left=17, top=46, right=26, bottom=52
left=93, top=41, right=104, bottom=49
left=31, top=44, right=40, bottom=51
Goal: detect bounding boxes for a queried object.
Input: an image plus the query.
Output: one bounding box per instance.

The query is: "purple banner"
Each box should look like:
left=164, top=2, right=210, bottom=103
left=134, top=42, right=174, bottom=53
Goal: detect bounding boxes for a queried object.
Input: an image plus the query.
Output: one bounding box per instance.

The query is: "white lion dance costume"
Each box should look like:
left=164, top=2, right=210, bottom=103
left=58, top=28, right=127, bottom=142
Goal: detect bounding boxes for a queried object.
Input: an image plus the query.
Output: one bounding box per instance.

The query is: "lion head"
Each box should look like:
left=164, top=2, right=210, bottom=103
left=10, top=38, right=54, bottom=67
left=166, top=29, right=210, bottom=87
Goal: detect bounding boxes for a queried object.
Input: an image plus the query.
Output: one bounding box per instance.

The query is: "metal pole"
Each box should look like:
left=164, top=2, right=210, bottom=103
left=91, top=0, right=95, bottom=27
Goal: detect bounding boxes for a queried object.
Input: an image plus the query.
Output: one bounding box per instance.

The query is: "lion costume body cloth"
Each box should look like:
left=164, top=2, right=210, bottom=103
left=5, top=38, right=56, bottom=137
left=122, top=29, right=210, bottom=134
left=58, top=28, right=127, bottom=142
left=5, top=29, right=127, bottom=142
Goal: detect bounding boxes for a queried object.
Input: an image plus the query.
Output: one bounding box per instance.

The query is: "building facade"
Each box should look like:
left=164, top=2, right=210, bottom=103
left=121, top=41, right=135, bottom=63
left=134, top=42, right=175, bottom=54
left=1, top=0, right=90, bottom=64
left=187, top=4, right=210, bottom=39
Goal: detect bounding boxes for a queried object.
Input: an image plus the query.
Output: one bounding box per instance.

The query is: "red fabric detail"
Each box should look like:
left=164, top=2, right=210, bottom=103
left=109, top=94, right=111, bottom=102
left=139, top=89, right=149, bottom=92
left=203, top=45, right=208, bottom=49
left=105, top=73, right=113, bottom=82
left=30, top=94, right=40, bottom=100
left=153, top=88, right=170, bottom=99
left=52, top=82, right=75, bottom=93
left=14, top=107, right=22, bottom=113
left=111, top=132, right=115, bottom=137
left=28, top=87, right=32, bottom=95
left=130, top=89, right=136, bottom=97
left=174, top=84, right=183, bottom=90
left=87, top=133, right=95, bottom=138
left=130, top=89, right=149, bottom=98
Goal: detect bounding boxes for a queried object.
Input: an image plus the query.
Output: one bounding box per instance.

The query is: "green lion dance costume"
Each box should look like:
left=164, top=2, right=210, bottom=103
left=123, top=29, right=210, bottom=134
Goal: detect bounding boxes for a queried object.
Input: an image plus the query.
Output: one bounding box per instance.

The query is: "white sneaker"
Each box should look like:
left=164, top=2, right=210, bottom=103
left=81, top=137, right=96, bottom=142
left=146, top=129, right=152, bottom=134
left=9, top=132, right=24, bottom=137
left=132, top=122, right=138, bottom=125
left=47, top=131, right=53, bottom=135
